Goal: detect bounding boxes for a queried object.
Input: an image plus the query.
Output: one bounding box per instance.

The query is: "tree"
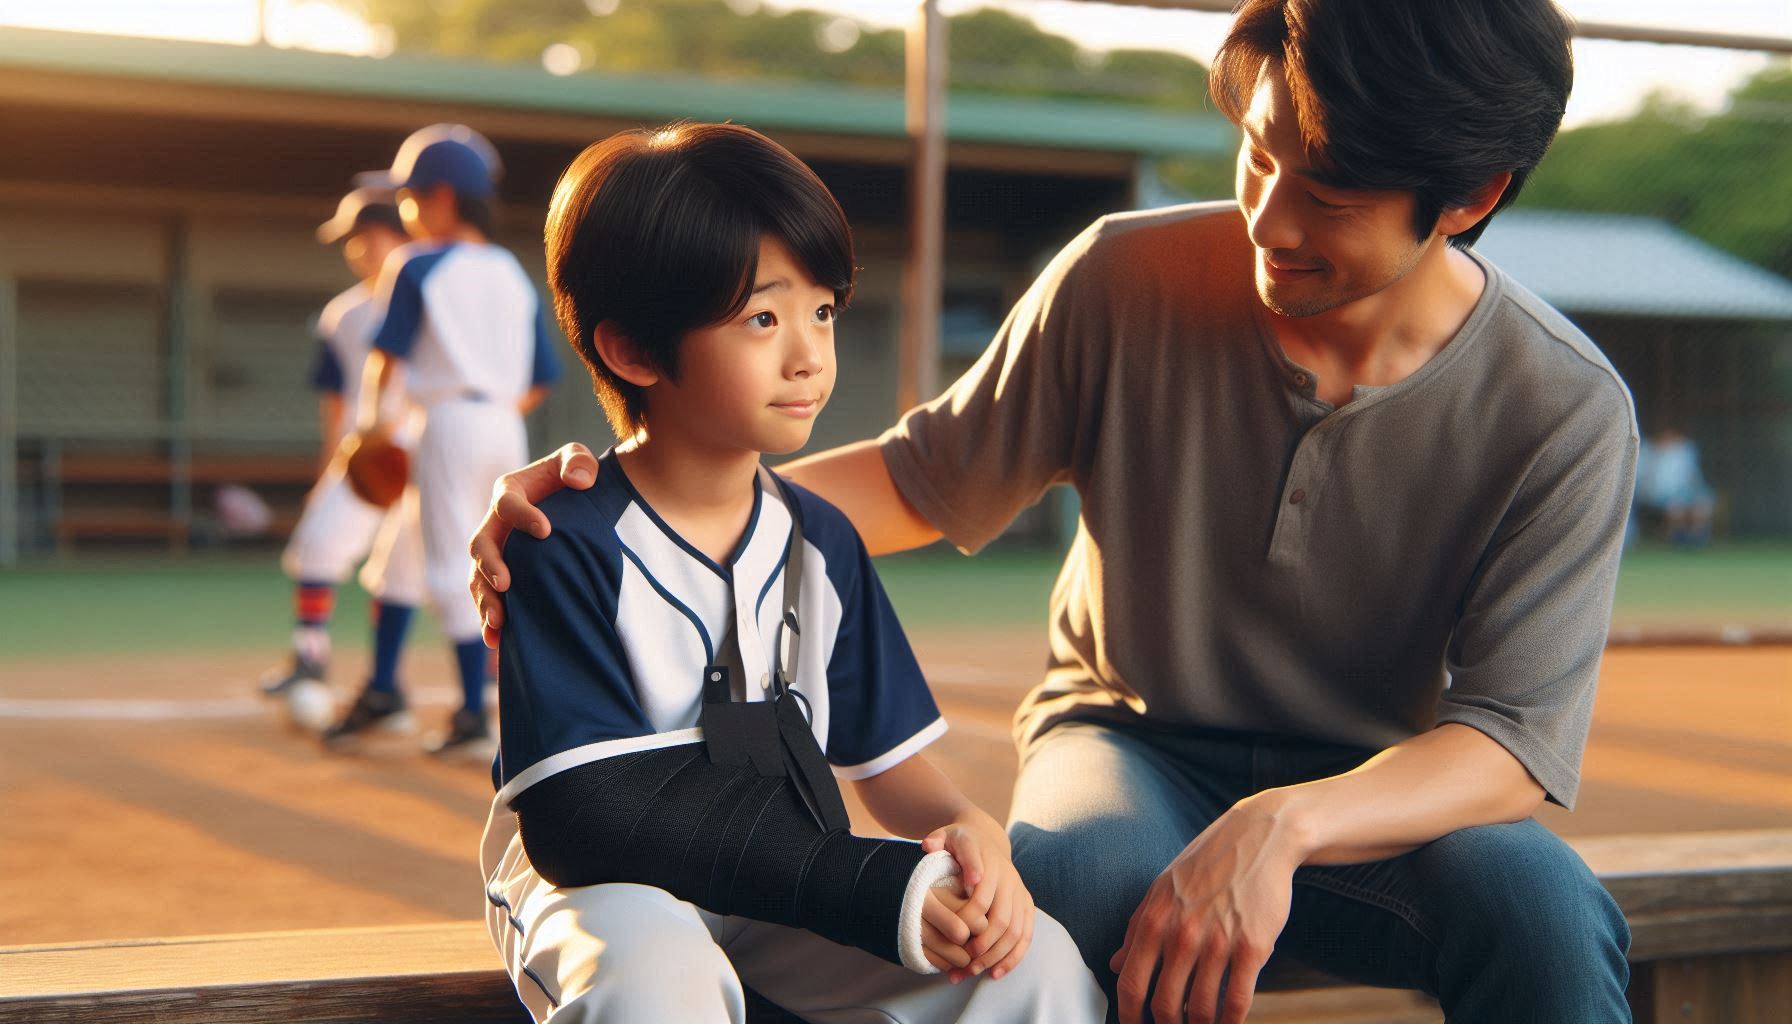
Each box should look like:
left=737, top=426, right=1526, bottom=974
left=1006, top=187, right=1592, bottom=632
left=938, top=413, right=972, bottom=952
left=331, top=0, right=1209, bottom=109
left=1522, top=63, right=1792, bottom=279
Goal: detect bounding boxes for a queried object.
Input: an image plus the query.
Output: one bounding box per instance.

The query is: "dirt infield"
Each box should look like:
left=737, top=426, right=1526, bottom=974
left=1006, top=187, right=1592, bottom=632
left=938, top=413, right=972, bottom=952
left=0, top=632, right=1786, bottom=947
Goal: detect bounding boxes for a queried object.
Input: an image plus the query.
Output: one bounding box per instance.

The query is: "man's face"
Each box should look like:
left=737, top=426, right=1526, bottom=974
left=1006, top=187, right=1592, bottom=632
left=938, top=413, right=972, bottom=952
left=1234, top=60, right=1432, bottom=318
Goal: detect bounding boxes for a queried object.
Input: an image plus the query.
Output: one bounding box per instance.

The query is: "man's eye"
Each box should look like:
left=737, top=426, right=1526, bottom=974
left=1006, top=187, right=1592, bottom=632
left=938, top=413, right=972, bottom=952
left=814, top=304, right=836, bottom=324
left=749, top=312, right=776, bottom=328
left=1309, top=193, right=1345, bottom=209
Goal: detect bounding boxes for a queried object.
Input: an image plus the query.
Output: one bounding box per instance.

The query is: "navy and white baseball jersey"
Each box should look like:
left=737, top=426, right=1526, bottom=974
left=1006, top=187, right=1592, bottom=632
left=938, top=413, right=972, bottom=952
left=493, top=452, right=946, bottom=806
left=371, top=241, right=562, bottom=406
left=309, top=281, right=382, bottom=413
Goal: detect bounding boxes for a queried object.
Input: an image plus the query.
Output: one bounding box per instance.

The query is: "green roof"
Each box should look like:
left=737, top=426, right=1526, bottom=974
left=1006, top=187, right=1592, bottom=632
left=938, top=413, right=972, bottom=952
left=0, top=26, right=1233, bottom=157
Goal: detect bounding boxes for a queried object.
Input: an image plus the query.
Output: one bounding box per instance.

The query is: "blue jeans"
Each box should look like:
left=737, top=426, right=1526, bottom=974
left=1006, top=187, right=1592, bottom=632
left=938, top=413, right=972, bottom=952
left=1007, top=721, right=1631, bottom=1023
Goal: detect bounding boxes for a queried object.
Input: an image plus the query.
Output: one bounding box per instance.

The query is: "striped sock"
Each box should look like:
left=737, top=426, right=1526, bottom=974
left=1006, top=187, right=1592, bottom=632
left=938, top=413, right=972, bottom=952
left=455, top=639, right=488, bottom=717
left=367, top=602, right=415, bottom=695
left=295, top=581, right=335, bottom=627
left=292, top=581, right=336, bottom=665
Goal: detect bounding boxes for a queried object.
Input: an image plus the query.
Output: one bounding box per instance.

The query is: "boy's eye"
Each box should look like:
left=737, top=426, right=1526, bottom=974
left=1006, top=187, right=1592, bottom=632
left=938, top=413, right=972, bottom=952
left=749, top=311, right=777, bottom=328
left=814, top=304, right=836, bottom=324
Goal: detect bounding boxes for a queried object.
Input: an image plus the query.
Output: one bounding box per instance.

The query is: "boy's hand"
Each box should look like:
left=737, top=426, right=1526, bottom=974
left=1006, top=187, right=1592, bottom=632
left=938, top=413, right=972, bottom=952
left=468, top=442, right=599, bottom=647
left=922, top=816, right=1036, bottom=981
left=920, top=884, right=978, bottom=974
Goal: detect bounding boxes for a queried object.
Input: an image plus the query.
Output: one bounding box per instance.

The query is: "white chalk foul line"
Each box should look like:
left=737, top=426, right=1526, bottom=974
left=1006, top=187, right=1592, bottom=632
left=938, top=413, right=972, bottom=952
left=0, top=697, right=267, bottom=720
left=0, top=688, right=473, bottom=721
left=0, top=665, right=1021, bottom=722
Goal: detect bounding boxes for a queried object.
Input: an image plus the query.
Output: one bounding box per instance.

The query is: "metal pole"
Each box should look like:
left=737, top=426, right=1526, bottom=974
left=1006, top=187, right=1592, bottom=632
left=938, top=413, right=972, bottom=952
left=0, top=276, right=17, bottom=566
left=898, top=0, right=946, bottom=414
left=166, top=215, right=192, bottom=552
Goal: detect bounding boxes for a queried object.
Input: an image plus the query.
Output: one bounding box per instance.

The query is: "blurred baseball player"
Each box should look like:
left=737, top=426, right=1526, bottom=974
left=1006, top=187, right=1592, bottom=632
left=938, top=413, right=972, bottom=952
left=324, top=124, right=560, bottom=757
left=260, top=186, right=427, bottom=731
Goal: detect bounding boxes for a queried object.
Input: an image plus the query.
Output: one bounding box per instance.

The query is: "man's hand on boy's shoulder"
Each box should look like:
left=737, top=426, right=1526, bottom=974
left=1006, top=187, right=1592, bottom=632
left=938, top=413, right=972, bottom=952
left=469, top=442, right=599, bottom=647
left=922, top=813, right=1037, bottom=982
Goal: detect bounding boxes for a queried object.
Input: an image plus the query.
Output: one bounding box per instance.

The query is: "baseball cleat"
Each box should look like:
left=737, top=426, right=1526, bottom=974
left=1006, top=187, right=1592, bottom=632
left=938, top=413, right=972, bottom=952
left=322, top=687, right=414, bottom=749
left=259, top=654, right=326, bottom=698
left=428, top=709, right=496, bottom=761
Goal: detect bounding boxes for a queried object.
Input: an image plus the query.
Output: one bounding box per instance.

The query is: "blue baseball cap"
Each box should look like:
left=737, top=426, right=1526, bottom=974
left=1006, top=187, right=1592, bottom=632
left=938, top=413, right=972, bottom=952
left=360, top=123, right=503, bottom=199
left=315, top=185, right=405, bottom=244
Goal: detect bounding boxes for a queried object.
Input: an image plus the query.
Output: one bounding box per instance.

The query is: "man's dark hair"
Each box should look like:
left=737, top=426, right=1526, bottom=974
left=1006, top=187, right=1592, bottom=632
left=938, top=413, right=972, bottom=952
left=1208, top=0, right=1573, bottom=248
left=545, top=122, right=855, bottom=438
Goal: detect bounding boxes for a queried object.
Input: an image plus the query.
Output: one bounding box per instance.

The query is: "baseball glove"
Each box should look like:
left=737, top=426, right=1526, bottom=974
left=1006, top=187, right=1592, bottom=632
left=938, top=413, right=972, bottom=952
left=340, top=428, right=410, bottom=508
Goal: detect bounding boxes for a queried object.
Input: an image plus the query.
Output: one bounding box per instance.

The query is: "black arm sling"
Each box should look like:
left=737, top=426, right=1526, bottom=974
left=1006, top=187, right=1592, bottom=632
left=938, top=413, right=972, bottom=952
left=513, top=472, right=937, bottom=966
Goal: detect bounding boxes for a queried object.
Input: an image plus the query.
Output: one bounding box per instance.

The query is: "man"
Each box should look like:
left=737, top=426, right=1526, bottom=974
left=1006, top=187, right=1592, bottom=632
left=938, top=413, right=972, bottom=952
left=471, top=2, right=1638, bottom=1021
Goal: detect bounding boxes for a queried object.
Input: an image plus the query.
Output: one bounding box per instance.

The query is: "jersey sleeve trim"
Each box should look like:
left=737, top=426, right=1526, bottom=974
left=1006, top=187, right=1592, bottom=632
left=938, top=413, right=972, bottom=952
left=308, top=342, right=345, bottom=394
left=831, top=717, right=948, bottom=781
left=371, top=247, right=449, bottom=359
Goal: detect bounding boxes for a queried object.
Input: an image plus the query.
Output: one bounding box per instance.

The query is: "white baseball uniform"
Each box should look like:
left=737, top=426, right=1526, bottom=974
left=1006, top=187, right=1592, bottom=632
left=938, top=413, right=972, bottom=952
left=368, top=240, right=561, bottom=641
left=282, top=282, right=425, bottom=605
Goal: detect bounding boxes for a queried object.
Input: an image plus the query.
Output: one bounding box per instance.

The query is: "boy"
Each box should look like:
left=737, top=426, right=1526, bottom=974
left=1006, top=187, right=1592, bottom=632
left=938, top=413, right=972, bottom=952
left=325, top=124, right=560, bottom=756
left=259, top=186, right=425, bottom=732
left=481, top=122, right=1103, bottom=1023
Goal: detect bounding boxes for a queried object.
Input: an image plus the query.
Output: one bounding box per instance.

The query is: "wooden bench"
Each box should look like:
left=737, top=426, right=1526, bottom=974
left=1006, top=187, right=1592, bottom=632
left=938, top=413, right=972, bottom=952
left=45, top=450, right=318, bottom=550
left=3, top=831, right=1787, bottom=1024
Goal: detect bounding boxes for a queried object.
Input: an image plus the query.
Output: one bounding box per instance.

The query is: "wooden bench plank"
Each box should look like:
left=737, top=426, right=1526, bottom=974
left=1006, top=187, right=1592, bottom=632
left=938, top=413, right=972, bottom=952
left=0, top=923, right=525, bottom=1024
left=1576, top=831, right=1792, bottom=962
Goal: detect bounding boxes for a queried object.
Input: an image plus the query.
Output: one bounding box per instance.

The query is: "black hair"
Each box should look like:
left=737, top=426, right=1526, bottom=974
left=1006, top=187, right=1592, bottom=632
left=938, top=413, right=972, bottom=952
left=545, top=122, right=855, bottom=438
left=352, top=203, right=406, bottom=238
left=1208, top=0, right=1573, bottom=248
left=454, top=193, right=495, bottom=238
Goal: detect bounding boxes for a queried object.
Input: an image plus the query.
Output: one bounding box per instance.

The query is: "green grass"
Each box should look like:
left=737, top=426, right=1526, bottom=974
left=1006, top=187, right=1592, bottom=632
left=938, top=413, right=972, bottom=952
left=1609, top=542, right=1792, bottom=628
left=1, top=542, right=1787, bottom=659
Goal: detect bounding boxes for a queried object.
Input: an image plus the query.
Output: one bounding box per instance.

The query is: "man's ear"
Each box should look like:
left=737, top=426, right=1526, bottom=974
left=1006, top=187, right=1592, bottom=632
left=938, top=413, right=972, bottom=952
left=1435, top=171, right=1513, bottom=238
left=592, top=321, right=660, bottom=388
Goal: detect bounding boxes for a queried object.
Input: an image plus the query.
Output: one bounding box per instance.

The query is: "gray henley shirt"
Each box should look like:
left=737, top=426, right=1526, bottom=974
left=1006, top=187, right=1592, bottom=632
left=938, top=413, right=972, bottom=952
left=880, top=202, right=1638, bottom=808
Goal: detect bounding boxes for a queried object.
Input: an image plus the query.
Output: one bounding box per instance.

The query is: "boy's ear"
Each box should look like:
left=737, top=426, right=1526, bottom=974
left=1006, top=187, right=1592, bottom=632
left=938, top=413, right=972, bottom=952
left=1435, top=171, right=1512, bottom=238
left=592, top=321, right=661, bottom=388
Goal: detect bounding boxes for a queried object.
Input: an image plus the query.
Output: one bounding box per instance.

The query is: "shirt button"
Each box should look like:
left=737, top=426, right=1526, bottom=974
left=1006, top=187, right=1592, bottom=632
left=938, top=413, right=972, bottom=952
left=1289, top=488, right=1307, bottom=505
left=1293, top=373, right=1309, bottom=387
left=759, top=672, right=771, bottom=690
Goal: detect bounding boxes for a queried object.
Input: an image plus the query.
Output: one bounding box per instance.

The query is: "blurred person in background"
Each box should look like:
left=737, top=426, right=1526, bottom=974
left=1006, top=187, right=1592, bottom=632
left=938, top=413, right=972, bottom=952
left=1633, top=425, right=1716, bottom=547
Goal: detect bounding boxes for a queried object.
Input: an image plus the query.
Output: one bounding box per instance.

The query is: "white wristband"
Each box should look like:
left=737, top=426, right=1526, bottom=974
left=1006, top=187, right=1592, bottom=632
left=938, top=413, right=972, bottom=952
left=897, top=849, right=963, bottom=974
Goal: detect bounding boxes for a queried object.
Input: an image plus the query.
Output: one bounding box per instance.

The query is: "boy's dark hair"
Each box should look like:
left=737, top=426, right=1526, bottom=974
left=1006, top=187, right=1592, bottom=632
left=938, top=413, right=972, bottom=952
left=1208, top=0, right=1573, bottom=248
left=545, top=122, right=856, bottom=438
left=454, top=192, right=495, bottom=238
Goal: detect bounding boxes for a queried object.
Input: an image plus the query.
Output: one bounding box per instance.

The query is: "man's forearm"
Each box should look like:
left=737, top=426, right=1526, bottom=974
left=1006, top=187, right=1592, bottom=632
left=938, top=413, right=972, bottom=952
left=781, top=440, right=942, bottom=556
left=1251, top=723, right=1547, bottom=867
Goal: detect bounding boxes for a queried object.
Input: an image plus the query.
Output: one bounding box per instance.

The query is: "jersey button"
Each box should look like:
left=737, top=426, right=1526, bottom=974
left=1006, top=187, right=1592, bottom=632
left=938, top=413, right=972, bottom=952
left=1293, top=373, right=1309, bottom=388
left=1289, top=488, right=1307, bottom=505
left=759, top=672, right=771, bottom=690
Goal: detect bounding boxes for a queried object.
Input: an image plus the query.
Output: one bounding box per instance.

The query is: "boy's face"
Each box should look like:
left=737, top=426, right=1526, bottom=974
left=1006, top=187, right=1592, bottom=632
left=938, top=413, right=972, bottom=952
left=343, top=223, right=405, bottom=282
left=646, top=235, right=837, bottom=455
left=397, top=184, right=457, bottom=241
left=1234, top=59, right=1431, bottom=318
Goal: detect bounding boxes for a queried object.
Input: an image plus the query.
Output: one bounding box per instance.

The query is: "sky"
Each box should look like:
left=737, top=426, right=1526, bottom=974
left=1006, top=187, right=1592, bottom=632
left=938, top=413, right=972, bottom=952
left=0, top=0, right=1787, bottom=127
